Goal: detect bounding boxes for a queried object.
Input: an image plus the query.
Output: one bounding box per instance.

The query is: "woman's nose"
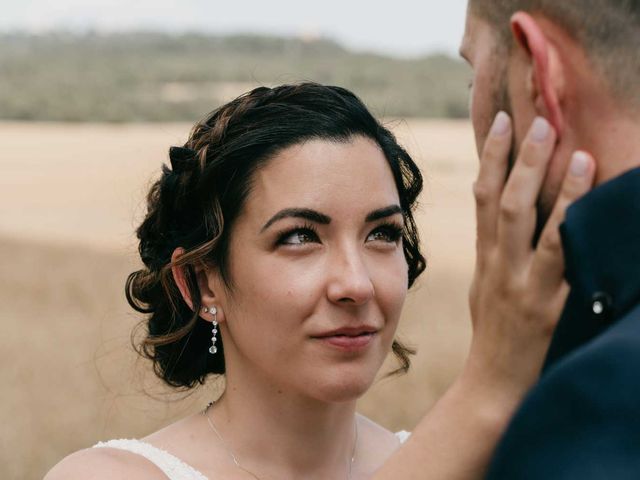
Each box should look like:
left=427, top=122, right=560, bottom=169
left=326, top=249, right=375, bottom=305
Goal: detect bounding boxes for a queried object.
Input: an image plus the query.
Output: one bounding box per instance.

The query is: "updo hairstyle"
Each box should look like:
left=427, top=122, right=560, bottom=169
left=126, top=83, right=426, bottom=389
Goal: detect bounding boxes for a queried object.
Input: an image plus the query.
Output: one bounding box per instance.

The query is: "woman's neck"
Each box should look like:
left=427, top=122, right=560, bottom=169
left=209, top=366, right=359, bottom=480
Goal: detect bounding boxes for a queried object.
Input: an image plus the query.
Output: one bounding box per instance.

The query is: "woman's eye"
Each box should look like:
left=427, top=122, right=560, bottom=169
left=367, top=225, right=403, bottom=243
left=278, top=228, right=319, bottom=246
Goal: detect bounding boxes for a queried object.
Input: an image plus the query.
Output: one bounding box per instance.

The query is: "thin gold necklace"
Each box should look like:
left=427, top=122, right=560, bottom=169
left=202, top=401, right=358, bottom=480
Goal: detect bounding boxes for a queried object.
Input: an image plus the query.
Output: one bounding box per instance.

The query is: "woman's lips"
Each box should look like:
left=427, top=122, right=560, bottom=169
left=315, top=332, right=376, bottom=351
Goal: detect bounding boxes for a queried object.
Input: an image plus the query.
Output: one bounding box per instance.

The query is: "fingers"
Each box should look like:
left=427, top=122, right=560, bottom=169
left=474, top=111, right=512, bottom=254
left=530, top=151, right=596, bottom=293
left=497, top=117, right=557, bottom=265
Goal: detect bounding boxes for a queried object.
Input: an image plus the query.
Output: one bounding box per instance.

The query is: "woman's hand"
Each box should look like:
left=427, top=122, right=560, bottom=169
left=374, top=112, right=596, bottom=480
left=464, top=112, right=596, bottom=406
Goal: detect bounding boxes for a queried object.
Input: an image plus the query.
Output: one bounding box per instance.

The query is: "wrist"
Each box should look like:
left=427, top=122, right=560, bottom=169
left=449, top=364, right=527, bottom=434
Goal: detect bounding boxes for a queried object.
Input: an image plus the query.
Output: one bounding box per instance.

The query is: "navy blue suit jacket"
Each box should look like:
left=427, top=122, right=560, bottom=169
left=487, top=167, right=640, bottom=479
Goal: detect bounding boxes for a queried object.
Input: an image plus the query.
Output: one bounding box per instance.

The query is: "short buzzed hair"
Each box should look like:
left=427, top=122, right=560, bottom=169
left=469, top=0, right=640, bottom=109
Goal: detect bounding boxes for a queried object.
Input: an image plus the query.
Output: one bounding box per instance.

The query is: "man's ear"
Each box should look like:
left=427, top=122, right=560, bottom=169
left=170, top=247, right=217, bottom=318
left=511, top=12, right=565, bottom=135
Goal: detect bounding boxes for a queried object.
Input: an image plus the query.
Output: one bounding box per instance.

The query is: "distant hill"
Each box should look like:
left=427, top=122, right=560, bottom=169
left=0, top=32, right=470, bottom=122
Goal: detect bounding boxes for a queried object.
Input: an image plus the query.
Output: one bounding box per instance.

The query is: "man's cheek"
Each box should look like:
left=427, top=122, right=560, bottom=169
left=470, top=96, right=493, bottom=156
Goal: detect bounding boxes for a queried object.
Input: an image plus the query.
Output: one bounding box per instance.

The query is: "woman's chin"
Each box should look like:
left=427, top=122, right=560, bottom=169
left=306, top=371, right=378, bottom=404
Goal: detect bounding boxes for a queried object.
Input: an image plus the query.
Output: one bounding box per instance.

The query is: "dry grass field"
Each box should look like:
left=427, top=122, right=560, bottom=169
left=0, top=119, right=479, bottom=479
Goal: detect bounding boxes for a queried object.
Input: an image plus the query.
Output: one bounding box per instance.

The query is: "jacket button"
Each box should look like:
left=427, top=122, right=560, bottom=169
left=591, top=292, right=613, bottom=319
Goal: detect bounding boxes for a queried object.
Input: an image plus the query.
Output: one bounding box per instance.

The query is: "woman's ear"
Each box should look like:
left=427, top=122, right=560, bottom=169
left=171, top=247, right=194, bottom=310
left=510, top=12, right=565, bottom=135
left=170, top=247, right=218, bottom=320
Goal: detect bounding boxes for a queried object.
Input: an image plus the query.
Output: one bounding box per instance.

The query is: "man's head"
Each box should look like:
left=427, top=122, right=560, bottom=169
left=461, top=0, right=640, bottom=224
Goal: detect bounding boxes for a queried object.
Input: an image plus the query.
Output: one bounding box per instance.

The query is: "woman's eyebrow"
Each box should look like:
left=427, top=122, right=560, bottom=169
left=365, top=205, right=403, bottom=222
left=261, top=208, right=331, bottom=232
left=261, top=205, right=403, bottom=233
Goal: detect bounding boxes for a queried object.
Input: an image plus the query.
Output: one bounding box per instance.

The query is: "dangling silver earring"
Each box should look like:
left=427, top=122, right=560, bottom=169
left=203, top=306, right=218, bottom=354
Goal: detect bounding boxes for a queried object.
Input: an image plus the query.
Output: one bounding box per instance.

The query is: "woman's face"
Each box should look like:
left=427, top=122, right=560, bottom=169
left=208, top=135, right=409, bottom=403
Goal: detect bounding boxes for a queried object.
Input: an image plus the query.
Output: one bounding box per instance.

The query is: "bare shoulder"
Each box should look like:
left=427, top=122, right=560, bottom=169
left=44, top=446, right=164, bottom=480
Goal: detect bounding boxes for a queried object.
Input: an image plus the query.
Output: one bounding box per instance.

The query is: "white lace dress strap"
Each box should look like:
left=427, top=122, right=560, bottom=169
left=395, top=430, right=411, bottom=444
left=93, top=439, right=208, bottom=480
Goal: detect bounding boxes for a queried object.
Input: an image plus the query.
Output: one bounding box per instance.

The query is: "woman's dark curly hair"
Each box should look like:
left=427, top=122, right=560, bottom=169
left=126, top=83, right=426, bottom=389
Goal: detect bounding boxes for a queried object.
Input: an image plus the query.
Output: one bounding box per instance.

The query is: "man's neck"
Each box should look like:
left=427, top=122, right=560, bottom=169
left=576, top=106, right=640, bottom=186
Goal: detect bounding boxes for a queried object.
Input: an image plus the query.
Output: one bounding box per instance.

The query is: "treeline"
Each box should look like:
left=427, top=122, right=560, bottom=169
left=0, top=31, right=471, bottom=122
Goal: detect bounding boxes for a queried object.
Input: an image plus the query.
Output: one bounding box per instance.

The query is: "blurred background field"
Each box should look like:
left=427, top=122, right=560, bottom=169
left=0, top=31, right=478, bottom=479
left=0, top=32, right=470, bottom=122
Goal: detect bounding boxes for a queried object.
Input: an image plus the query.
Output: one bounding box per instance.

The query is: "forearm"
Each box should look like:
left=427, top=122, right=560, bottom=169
left=373, top=369, right=522, bottom=480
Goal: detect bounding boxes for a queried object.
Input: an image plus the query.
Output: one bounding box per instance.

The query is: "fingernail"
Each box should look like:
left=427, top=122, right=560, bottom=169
left=531, top=117, right=550, bottom=143
left=490, top=111, right=510, bottom=136
left=570, top=151, right=590, bottom=176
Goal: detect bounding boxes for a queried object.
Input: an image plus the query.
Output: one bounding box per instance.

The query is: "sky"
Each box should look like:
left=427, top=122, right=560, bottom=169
left=1, top=0, right=469, bottom=58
